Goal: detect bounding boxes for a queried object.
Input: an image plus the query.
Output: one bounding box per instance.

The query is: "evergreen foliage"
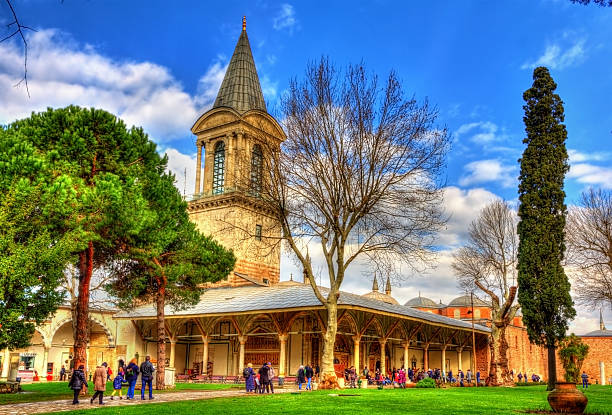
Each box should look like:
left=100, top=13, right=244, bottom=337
left=517, top=67, right=575, bottom=389
left=559, top=334, right=589, bottom=383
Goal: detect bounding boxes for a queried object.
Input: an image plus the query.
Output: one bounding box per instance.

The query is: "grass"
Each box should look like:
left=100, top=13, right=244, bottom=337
left=0, top=381, right=234, bottom=405
left=37, top=385, right=612, bottom=415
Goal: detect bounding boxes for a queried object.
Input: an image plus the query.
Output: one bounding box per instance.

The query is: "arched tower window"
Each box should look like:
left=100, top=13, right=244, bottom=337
left=250, top=144, right=263, bottom=195
left=212, top=141, right=225, bottom=195
left=474, top=309, right=481, bottom=319
left=453, top=309, right=460, bottom=319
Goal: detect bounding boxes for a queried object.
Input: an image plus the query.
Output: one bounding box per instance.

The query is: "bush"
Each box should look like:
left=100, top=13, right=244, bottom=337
left=416, top=378, right=436, bottom=388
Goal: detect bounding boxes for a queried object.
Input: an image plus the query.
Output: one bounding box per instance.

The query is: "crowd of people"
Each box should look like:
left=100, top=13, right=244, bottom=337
left=67, top=355, right=156, bottom=405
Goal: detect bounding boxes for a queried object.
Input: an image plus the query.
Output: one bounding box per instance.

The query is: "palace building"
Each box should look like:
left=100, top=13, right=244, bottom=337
left=1, top=20, right=610, bottom=386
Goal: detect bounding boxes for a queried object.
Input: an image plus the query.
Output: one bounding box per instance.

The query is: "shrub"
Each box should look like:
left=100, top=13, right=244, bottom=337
left=416, top=378, right=436, bottom=388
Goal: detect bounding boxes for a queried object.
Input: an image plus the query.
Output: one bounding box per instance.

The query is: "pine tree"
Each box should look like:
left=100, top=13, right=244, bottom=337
left=517, top=67, right=576, bottom=391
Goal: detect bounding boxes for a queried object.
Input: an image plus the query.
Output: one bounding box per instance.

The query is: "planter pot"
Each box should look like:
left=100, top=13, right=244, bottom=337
left=547, top=382, right=588, bottom=414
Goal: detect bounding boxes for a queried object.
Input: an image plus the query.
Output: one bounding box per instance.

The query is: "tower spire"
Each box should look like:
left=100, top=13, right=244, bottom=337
left=385, top=277, right=391, bottom=295
left=372, top=276, right=379, bottom=292
left=213, top=18, right=266, bottom=113
left=601, top=309, right=606, bottom=331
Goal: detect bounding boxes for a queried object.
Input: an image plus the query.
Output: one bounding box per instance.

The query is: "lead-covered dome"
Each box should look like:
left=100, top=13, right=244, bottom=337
left=404, top=295, right=440, bottom=308
left=448, top=295, right=489, bottom=307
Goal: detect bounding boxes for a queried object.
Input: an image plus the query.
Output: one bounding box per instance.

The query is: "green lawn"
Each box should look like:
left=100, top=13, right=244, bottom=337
left=38, top=385, right=612, bottom=415
left=0, top=382, right=234, bottom=405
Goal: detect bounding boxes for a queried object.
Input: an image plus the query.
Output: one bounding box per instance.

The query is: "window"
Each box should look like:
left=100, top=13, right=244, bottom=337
left=474, top=309, right=481, bottom=319
left=255, top=224, right=262, bottom=241
left=212, top=141, right=225, bottom=195
left=453, top=309, right=460, bottom=319
left=250, top=144, right=263, bottom=195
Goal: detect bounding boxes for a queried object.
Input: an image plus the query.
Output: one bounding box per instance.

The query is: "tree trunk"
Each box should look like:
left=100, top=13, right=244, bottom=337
left=74, top=241, right=93, bottom=373
left=489, top=322, right=512, bottom=386
left=156, top=281, right=166, bottom=390
left=321, top=297, right=338, bottom=377
left=547, top=345, right=557, bottom=391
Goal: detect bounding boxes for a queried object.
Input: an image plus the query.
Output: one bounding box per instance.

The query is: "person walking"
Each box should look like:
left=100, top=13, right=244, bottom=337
left=305, top=364, right=314, bottom=390
left=90, top=362, right=107, bottom=405
left=68, top=365, right=88, bottom=405
left=106, top=365, right=113, bottom=382
left=476, top=370, right=481, bottom=385
left=581, top=371, right=589, bottom=389
left=297, top=365, right=306, bottom=390
left=243, top=363, right=256, bottom=393
left=466, top=369, right=472, bottom=384
left=125, top=358, right=139, bottom=400
left=264, top=362, right=275, bottom=393
left=110, top=367, right=125, bottom=400
left=140, top=355, right=155, bottom=400
left=59, top=365, right=67, bottom=381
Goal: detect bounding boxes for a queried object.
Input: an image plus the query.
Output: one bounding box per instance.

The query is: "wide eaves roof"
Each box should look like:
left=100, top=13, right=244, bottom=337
left=114, top=284, right=490, bottom=334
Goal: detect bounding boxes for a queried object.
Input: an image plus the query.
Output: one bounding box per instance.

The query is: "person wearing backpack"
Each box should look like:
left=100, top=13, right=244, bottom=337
left=110, top=367, right=125, bottom=400
left=243, top=363, right=255, bottom=393
left=258, top=363, right=270, bottom=394
left=68, top=365, right=88, bottom=405
left=124, top=358, right=139, bottom=399
left=140, top=355, right=155, bottom=400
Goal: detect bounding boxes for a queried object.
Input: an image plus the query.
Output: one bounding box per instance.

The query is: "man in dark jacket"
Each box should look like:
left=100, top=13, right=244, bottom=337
left=68, top=365, right=88, bottom=405
left=305, top=364, right=314, bottom=390
left=140, top=355, right=155, bottom=400
left=258, top=363, right=270, bottom=394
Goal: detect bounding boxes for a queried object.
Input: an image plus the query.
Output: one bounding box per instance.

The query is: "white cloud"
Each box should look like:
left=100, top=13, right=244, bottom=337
left=568, top=163, right=612, bottom=188
left=273, top=4, right=298, bottom=32
left=521, top=38, right=587, bottom=70
left=162, top=148, right=197, bottom=197
left=455, top=121, right=501, bottom=144
left=459, top=159, right=517, bottom=188
left=568, top=149, right=610, bottom=163
left=0, top=29, right=227, bottom=143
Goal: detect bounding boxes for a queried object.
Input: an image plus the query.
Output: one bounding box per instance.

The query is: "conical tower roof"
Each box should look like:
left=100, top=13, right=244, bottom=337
left=213, top=17, right=267, bottom=114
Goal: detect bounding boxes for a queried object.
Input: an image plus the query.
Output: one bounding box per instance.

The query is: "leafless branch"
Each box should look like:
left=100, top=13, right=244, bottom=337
left=2, top=0, right=36, bottom=97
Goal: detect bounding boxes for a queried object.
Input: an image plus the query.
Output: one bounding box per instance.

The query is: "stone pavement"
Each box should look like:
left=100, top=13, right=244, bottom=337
left=0, top=388, right=295, bottom=415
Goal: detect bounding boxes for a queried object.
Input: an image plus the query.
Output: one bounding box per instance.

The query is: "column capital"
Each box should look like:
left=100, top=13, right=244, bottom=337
left=402, top=340, right=410, bottom=349
left=238, top=335, right=247, bottom=345
left=352, top=335, right=362, bottom=344
left=202, top=334, right=209, bottom=343
left=457, top=346, right=464, bottom=353
left=278, top=333, right=288, bottom=342
left=441, top=344, right=448, bottom=351
left=379, top=338, right=387, bottom=345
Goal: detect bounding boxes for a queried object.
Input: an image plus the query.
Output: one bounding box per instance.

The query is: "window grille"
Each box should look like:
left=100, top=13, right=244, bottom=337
left=212, top=141, right=225, bottom=195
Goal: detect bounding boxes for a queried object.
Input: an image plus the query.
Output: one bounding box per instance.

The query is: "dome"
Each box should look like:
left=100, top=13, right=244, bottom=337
left=581, top=329, right=612, bottom=338
left=404, top=296, right=439, bottom=308
left=362, top=290, right=399, bottom=305
left=448, top=295, right=489, bottom=307
left=277, top=274, right=303, bottom=286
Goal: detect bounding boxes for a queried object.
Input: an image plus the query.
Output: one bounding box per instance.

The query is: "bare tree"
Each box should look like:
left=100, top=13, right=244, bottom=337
left=566, top=188, right=612, bottom=309
left=1, top=0, right=35, bottom=97
left=452, top=200, right=520, bottom=386
left=261, top=58, right=449, bottom=380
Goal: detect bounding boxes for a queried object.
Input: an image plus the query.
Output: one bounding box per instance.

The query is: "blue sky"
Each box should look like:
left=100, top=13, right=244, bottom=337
left=1, top=0, right=611, bottom=331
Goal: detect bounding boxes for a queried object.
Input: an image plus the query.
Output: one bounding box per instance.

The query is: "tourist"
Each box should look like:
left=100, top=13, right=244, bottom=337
left=362, top=366, right=370, bottom=383
left=581, top=371, right=589, bottom=389
left=517, top=372, right=523, bottom=382
left=125, top=358, right=139, bottom=399
left=305, top=363, right=314, bottom=390
left=476, top=370, right=481, bottom=385
left=140, top=355, right=155, bottom=400
left=60, top=365, right=67, bottom=381
left=408, top=367, right=414, bottom=382
left=68, top=365, right=88, bottom=405
left=258, top=362, right=270, bottom=393
left=265, top=362, right=275, bottom=393
left=315, top=364, right=320, bottom=382
left=106, top=365, right=113, bottom=382
left=349, top=366, right=357, bottom=388
left=110, top=367, right=125, bottom=400
left=297, top=365, right=306, bottom=390
left=510, top=369, right=514, bottom=382
left=90, top=362, right=107, bottom=405
left=244, top=363, right=256, bottom=393
left=255, top=371, right=261, bottom=393
left=466, top=369, right=472, bottom=384
left=447, top=369, right=453, bottom=383
left=397, top=368, right=406, bottom=388
left=459, top=370, right=465, bottom=387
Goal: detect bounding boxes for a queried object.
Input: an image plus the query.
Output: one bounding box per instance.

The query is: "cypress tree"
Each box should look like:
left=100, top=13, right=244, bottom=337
left=517, top=67, right=576, bottom=391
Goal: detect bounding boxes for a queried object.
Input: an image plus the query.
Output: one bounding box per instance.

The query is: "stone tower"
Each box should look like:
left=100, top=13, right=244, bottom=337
left=188, top=18, right=285, bottom=286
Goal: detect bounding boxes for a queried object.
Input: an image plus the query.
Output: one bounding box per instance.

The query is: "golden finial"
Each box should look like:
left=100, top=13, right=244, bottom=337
left=242, top=16, right=246, bottom=31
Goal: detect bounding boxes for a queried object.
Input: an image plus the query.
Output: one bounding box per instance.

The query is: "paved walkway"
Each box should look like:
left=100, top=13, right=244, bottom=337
left=0, top=388, right=296, bottom=415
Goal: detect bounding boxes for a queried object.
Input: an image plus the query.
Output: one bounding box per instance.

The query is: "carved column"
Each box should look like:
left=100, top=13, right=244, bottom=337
left=457, top=347, right=463, bottom=371
left=202, top=335, right=209, bottom=376
left=194, top=142, right=202, bottom=194
left=353, top=336, right=361, bottom=371
left=441, top=345, right=447, bottom=374
left=403, top=341, right=410, bottom=371
left=238, top=336, right=246, bottom=375
left=278, top=334, right=288, bottom=378
left=423, top=344, right=429, bottom=370
left=169, top=341, right=176, bottom=368
left=42, top=346, right=50, bottom=378
left=379, top=339, right=387, bottom=376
